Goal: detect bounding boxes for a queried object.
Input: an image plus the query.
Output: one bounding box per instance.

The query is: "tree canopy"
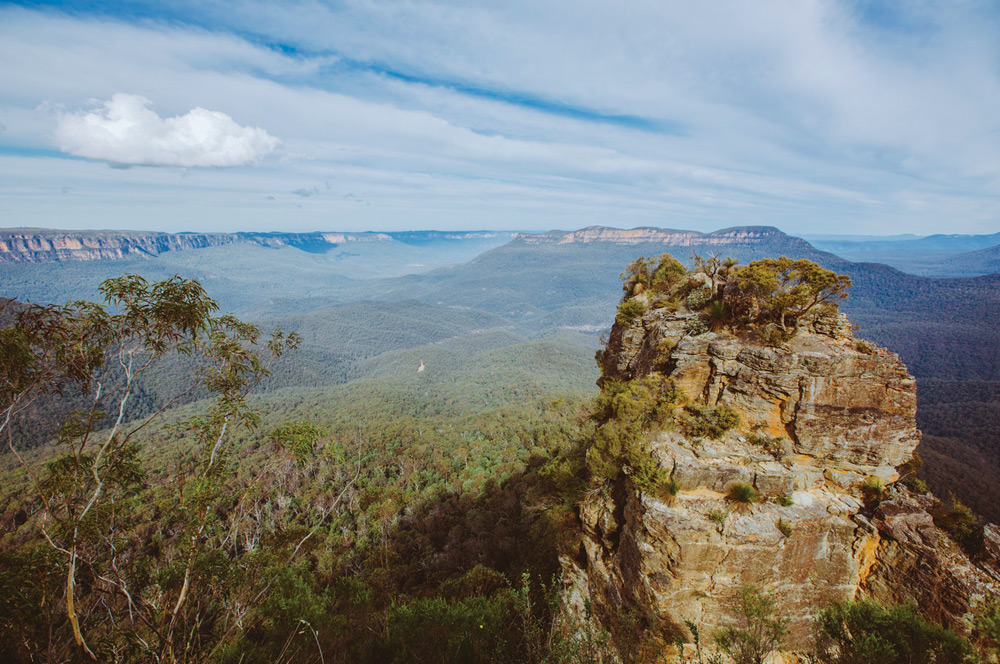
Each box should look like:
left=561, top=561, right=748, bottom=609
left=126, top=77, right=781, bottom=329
left=724, top=257, right=851, bottom=332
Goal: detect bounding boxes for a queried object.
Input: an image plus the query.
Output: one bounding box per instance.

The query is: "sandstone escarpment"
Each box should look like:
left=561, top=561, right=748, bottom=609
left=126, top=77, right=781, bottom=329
left=566, top=306, right=998, bottom=655
left=0, top=229, right=398, bottom=263
left=516, top=225, right=814, bottom=250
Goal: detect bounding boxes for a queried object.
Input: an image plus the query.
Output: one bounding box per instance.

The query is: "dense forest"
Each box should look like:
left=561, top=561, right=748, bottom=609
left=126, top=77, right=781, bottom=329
left=2, top=257, right=998, bottom=663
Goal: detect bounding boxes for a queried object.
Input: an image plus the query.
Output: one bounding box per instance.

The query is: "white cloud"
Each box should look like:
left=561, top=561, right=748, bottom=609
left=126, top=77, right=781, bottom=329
left=2, top=3, right=1000, bottom=233
left=55, top=93, right=279, bottom=167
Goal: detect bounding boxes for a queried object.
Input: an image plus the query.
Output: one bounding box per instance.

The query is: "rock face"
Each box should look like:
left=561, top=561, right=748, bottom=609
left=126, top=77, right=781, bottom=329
left=565, top=307, right=998, bottom=654
left=0, top=229, right=513, bottom=264
left=0, top=229, right=398, bottom=263
left=516, top=225, right=817, bottom=251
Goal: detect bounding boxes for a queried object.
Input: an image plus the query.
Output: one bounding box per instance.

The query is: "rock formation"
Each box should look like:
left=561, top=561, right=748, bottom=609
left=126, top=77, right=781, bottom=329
left=516, top=225, right=815, bottom=251
left=0, top=229, right=512, bottom=264
left=563, top=303, right=999, bottom=656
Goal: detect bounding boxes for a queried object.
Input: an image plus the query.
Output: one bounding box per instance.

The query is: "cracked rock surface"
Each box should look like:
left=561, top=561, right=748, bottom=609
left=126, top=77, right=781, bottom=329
left=566, top=309, right=998, bottom=652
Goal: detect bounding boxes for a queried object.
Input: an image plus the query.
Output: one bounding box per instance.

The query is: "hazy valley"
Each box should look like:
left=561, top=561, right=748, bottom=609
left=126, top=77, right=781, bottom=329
left=2, top=224, right=999, bottom=663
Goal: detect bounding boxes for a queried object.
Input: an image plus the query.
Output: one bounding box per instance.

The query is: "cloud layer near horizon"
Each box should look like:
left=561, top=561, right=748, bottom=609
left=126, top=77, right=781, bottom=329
left=55, top=94, right=279, bottom=167
left=1, top=1, right=999, bottom=234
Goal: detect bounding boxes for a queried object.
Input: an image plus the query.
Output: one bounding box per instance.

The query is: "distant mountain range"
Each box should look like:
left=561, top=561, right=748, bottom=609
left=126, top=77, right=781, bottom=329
left=809, top=231, right=1000, bottom=276
left=0, top=228, right=515, bottom=264
left=6, top=225, right=1000, bottom=279
left=1, top=223, right=998, bottom=521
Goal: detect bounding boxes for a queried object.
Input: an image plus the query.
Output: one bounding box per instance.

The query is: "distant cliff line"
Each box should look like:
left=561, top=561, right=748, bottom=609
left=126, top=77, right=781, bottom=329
left=0, top=228, right=513, bottom=264
left=513, top=224, right=810, bottom=247
left=0, top=225, right=814, bottom=264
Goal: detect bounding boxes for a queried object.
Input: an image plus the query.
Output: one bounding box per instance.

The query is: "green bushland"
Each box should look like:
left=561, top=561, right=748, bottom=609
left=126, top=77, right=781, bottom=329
left=6, top=232, right=1000, bottom=526
left=930, top=496, right=983, bottom=555
left=613, top=253, right=853, bottom=348
left=586, top=376, right=680, bottom=492
left=3, top=255, right=998, bottom=662
left=813, top=599, right=972, bottom=664
left=0, top=275, right=609, bottom=664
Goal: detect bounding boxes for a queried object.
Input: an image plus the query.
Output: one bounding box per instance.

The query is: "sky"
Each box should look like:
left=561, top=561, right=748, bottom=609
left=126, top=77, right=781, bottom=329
left=1, top=1, right=1000, bottom=235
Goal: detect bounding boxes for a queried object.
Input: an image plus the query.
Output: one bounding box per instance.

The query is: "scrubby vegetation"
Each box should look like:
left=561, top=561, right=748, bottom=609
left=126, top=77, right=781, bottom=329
left=2, top=264, right=996, bottom=664
left=813, top=599, right=973, bottom=664
left=677, top=404, right=740, bottom=439
left=615, top=252, right=853, bottom=345
left=0, top=276, right=605, bottom=664
left=586, top=376, right=678, bottom=491
left=930, top=496, right=983, bottom=555
left=713, top=585, right=788, bottom=664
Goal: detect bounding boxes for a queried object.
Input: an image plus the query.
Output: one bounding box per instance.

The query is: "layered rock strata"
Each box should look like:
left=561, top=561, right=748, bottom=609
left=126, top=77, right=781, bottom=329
left=517, top=225, right=809, bottom=249
left=0, top=229, right=414, bottom=263
left=565, top=307, right=998, bottom=653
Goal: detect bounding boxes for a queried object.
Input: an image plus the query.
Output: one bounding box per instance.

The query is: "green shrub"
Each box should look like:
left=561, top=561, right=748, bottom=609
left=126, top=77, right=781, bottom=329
left=620, top=254, right=688, bottom=296
left=685, top=286, right=712, bottom=311
left=813, top=599, right=972, bottom=664
left=775, top=494, right=794, bottom=507
left=728, top=482, right=758, bottom=503
left=758, top=323, right=792, bottom=346
left=631, top=457, right=673, bottom=496
left=656, top=337, right=677, bottom=356
left=708, top=509, right=727, bottom=527
left=860, top=476, right=884, bottom=501
left=678, top=404, right=740, bottom=439
left=747, top=432, right=785, bottom=459
left=587, top=377, right=679, bottom=487
left=616, top=298, right=647, bottom=325
left=898, top=452, right=929, bottom=494
left=854, top=339, right=875, bottom=354
left=684, top=318, right=708, bottom=336
left=714, top=585, right=787, bottom=664
left=972, top=595, right=1000, bottom=660
left=931, top=497, right=982, bottom=554
left=776, top=519, right=792, bottom=537
left=725, top=257, right=851, bottom=335
left=651, top=296, right=681, bottom=311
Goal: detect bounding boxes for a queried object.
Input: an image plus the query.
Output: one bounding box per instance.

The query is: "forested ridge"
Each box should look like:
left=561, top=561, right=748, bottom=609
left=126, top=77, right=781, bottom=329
left=2, top=231, right=1000, bottom=662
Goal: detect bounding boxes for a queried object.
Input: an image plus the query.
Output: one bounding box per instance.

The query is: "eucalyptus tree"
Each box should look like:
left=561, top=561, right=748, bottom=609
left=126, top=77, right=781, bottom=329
left=0, top=276, right=354, bottom=663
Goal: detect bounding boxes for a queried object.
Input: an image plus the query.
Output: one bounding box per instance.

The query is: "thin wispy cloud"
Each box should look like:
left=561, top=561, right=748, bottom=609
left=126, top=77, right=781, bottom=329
left=0, top=1, right=999, bottom=233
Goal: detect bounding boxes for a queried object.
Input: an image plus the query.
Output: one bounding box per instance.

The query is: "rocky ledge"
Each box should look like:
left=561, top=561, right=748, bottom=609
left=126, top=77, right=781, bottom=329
left=564, top=307, right=999, bottom=653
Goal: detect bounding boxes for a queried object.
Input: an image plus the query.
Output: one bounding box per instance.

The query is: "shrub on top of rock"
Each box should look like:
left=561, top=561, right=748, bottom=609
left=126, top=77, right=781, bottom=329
left=613, top=253, right=853, bottom=344
left=620, top=254, right=688, bottom=297
left=615, top=298, right=647, bottom=325
left=724, top=257, right=851, bottom=335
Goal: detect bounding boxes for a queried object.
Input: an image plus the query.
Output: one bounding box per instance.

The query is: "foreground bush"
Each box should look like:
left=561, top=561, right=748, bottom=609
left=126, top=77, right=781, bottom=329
left=813, top=599, right=972, bottom=664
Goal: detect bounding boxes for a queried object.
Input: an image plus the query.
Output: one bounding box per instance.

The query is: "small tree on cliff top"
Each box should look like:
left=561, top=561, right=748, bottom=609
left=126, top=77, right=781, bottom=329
left=620, top=254, right=687, bottom=296
left=725, top=257, right=851, bottom=333
left=692, top=253, right=739, bottom=297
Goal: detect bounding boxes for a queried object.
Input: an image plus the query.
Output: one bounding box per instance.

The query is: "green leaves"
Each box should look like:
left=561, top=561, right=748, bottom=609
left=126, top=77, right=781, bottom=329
left=268, top=422, right=326, bottom=466
left=714, top=585, right=788, bottom=664
left=620, top=254, right=687, bottom=296
left=813, top=599, right=972, bottom=664
left=725, top=257, right=851, bottom=334
left=587, top=376, right=679, bottom=489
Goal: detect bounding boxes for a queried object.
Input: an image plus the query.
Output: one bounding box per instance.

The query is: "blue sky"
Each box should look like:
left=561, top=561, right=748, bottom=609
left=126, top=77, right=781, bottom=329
left=1, top=0, right=999, bottom=234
